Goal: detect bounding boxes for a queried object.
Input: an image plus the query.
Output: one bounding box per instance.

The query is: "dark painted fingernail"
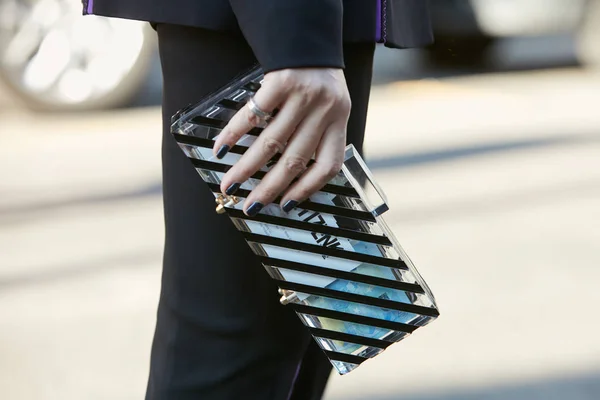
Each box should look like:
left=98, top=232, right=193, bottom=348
left=216, top=144, right=230, bottom=159
left=246, top=202, right=264, bottom=217
left=225, top=183, right=240, bottom=196
left=282, top=200, right=298, bottom=213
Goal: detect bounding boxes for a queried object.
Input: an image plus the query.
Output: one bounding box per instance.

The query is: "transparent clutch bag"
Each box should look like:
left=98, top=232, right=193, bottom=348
left=170, top=66, right=440, bottom=375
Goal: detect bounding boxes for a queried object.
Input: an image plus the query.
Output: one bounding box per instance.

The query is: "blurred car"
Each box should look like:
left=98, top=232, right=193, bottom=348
left=3, top=1, right=599, bottom=112
left=0, top=0, right=156, bottom=111
left=428, top=0, right=600, bottom=66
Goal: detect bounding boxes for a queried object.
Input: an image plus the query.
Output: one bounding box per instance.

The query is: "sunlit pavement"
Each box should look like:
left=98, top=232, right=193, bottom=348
left=1, top=62, right=600, bottom=399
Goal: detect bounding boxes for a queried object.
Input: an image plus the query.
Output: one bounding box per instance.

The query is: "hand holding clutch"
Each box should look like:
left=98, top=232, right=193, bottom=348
left=211, top=68, right=351, bottom=216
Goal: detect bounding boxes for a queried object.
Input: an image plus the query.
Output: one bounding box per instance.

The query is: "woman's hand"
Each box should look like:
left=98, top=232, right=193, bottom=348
left=213, top=68, right=351, bottom=216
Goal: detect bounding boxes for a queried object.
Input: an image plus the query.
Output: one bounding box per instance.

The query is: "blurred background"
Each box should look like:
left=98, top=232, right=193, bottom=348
left=1, top=0, right=599, bottom=399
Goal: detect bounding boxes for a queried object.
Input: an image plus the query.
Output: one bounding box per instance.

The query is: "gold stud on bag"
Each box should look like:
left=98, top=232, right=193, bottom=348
left=215, top=193, right=240, bottom=214
left=171, top=65, right=440, bottom=375
left=278, top=288, right=298, bottom=305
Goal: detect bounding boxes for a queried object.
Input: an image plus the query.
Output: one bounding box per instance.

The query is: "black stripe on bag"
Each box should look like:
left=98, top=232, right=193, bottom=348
left=227, top=209, right=390, bottom=245
left=259, top=257, right=424, bottom=294
left=189, top=115, right=227, bottom=129
left=174, top=134, right=247, bottom=155
left=176, top=136, right=360, bottom=198
left=243, top=232, right=407, bottom=269
left=291, top=303, right=418, bottom=333
left=309, top=328, right=392, bottom=349
left=205, top=183, right=375, bottom=222
left=323, top=350, right=367, bottom=365
left=190, top=106, right=262, bottom=135
left=176, top=133, right=286, bottom=162
left=276, top=281, right=439, bottom=317
left=190, top=159, right=232, bottom=173
left=189, top=159, right=360, bottom=199
left=205, top=177, right=359, bottom=200
left=218, top=98, right=245, bottom=110
left=244, top=81, right=262, bottom=91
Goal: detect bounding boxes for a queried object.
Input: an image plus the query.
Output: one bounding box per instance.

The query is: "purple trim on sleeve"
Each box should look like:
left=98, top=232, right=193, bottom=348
left=87, top=0, right=93, bottom=14
left=375, top=0, right=382, bottom=42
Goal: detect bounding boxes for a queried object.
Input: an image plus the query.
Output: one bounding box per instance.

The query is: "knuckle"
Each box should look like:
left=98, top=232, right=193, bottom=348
left=312, top=82, right=327, bottom=97
left=262, top=137, right=285, bottom=157
left=309, top=83, right=328, bottom=103
left=295, top=78, right=323, bottom=102
left=338, top=93, right=352, bottom=112
left=297, top=82, right=313, bottom=103
left=320, top=88, right=350, bottom=113
left=296, top=78, right=311, bottom=92
left=297, top=91, right=311, bottom=108
left=322, top=86, right=339, bottom=101
left=284, top=155, right=309, bottom=175
left=245, top=108, right=260, bottom=127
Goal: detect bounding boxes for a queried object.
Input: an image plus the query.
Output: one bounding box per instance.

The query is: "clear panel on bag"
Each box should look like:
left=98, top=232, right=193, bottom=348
left=176, top=123, right=221, bottom=141
left=314, top=336, right=384, bottom=358
left=224, top=88, right=253, bottom=103
left=235, top=220, right=398, bottom=259
left=248, top=244, right=417, bottom=285
left=297, top=314, right=409, bottom=343
left=330, top=360, right=360, bottom=375
left=203, top=104, right=237, bottom=122
left=342, top=145, right=389, bottom=216
left=264, top=266, right=433, bottom=307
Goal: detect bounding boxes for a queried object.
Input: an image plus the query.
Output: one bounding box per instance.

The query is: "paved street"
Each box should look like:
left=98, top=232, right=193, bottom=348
left=1, top=46, right=600, bottom=399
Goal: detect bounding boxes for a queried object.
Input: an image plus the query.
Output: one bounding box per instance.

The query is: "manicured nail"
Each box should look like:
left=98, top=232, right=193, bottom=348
left=225, top=183, right=240, bottom=196
left=282, top=200, right=298, bottom=213
left=216, top=144, right=230, bottom=159
left=246, top=202, right=264, bottom=217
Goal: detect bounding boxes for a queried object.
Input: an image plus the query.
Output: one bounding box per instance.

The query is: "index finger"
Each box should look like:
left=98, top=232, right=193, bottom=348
left=212, top=80, right=285, bottom=159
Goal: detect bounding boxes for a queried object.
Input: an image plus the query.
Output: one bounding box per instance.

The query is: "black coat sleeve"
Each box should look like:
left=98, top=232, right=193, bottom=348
left=228, top=0, right=344, bottom=72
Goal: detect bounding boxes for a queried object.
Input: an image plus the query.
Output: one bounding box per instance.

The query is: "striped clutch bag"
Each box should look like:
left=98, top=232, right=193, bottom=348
left=170, top=66, right=440, bottom=375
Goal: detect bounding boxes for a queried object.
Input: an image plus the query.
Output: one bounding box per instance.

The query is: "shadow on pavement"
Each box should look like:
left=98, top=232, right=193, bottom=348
left=340, top=369, right=600, bottom=400
left=366, top=131, right=600, bottom=170
left=386, top=176, right=600, bottom=226
left=2, top=130, right=599, bottom=223
left=0, top=182, right=162, bottom=224
left=0, top=249, right=161, bottom=290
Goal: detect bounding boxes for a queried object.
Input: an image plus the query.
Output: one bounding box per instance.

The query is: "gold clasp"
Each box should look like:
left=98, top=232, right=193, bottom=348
left=215, top=193, right=240, bottom=214
left=278, top=288, right=297, bottom=305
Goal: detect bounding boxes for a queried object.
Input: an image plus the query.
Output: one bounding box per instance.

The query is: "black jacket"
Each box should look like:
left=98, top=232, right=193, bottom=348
left=83, top=0, right=432, bottom=72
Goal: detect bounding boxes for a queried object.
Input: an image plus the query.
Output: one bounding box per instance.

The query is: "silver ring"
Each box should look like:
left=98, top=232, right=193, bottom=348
left=247, top=96, right=273, bottom=123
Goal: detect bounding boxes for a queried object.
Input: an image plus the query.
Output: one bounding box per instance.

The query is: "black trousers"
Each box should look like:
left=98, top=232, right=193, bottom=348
left=148, top=24, right=375, bottom=400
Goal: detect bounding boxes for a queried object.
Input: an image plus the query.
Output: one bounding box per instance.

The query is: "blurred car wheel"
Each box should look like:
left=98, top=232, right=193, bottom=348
left=577, top=0, right=600, bottom=67
left=0, top=0, right=155, bottom=112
